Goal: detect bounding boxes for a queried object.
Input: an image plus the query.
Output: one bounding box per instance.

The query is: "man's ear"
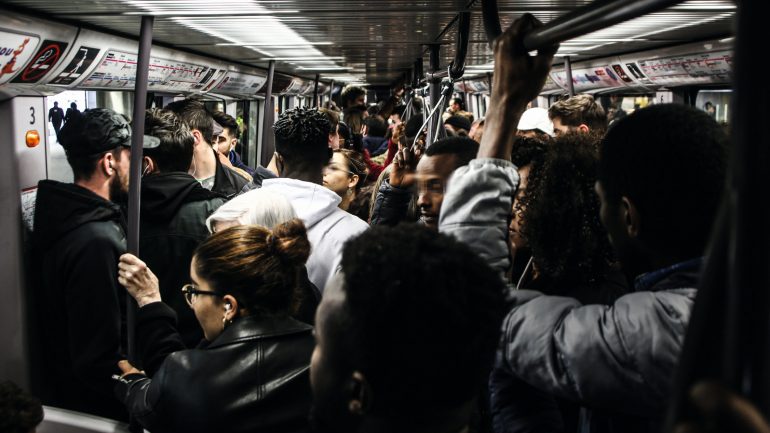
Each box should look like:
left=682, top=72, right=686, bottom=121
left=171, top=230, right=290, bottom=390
left=191, top=129, right=203, bottom=146
left=143, top=156, right=156, bottom=174
left=347, top=371, right=372, bottom=415
left=102, top=152, right=115, bottom=176
left=621, top=196, right=641, bottom=239
left=577, top=124, right=590, bottom=134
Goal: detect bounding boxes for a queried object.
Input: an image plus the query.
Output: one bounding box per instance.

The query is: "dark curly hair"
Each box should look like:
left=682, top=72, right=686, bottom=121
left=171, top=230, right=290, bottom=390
left=273, top=106, right=331, bottom=171
left=0, top=381, right=43, bottom=433
left=338, top=224, right=506, bottom=417
left=520, top=134, right=617, bottom=295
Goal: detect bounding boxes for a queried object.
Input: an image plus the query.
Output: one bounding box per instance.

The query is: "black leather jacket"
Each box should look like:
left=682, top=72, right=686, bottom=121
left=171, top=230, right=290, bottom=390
left=116, top=302, right=314, bottom=433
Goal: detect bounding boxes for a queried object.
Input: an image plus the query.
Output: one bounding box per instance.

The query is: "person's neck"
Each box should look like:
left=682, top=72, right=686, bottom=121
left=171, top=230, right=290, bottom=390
left=190, top=143, right=216, bottom=180
left=339, top=192, right=354, bottom=210
left=281, top=166, right=323, bottom=185
left=75, top=178, right=110, bottom=201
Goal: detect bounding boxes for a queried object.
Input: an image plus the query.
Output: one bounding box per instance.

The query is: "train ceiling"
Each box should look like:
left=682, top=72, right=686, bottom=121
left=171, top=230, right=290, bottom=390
left=2, top=0, right=736, bottom=85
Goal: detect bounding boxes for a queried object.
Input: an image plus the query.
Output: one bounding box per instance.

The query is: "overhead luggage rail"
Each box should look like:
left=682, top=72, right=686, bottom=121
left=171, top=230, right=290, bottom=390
left=481, top=0, right=685, bottom=50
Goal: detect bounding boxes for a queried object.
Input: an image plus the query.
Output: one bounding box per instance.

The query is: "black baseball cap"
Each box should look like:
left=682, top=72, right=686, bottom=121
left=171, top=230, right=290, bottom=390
left=60, top=108, right=160, bottom=157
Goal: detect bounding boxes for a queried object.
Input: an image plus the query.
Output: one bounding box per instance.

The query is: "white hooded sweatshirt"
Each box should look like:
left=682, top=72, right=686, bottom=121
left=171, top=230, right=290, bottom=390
left=262, top=178, right=369, bottom=292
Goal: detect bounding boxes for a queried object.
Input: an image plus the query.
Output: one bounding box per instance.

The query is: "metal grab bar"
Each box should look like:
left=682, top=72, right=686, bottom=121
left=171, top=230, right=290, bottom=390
left=481, top=0, right=684, bottom=51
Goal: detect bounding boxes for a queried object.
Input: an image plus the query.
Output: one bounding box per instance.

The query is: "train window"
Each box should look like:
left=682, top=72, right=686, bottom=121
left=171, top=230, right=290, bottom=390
left=696, top=90, right=731, bottom=124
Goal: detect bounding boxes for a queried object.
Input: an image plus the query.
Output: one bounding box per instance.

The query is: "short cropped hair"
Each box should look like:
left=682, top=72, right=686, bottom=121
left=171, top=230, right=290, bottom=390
left=598, top=104, right=728, bottom=258
left=339, top=224, right=505, bottom=416
left=165, top=98, right=214, bottom=144
left=144, top=109, right=195, bottom=173
left=549, top=94, right=607, bottom=133
left=0, top=381, right=43, bottom=433
left=273, top=107, right=331, bottom=170
left=425, top=136, right=479, bottom=167
left=211, top=111, right=240, bottom=140
left=364, top=116, right=388, bottom=137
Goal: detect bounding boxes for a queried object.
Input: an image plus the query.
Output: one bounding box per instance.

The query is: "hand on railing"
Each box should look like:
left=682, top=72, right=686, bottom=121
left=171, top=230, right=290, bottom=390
left=118, top=253, right=162, bottom=308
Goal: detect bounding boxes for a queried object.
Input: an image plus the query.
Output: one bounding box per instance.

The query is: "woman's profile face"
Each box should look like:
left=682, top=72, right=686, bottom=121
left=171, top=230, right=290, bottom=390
left=189, top=257, right=227, bottom=341
left=323, top=153, right=356, bottom=197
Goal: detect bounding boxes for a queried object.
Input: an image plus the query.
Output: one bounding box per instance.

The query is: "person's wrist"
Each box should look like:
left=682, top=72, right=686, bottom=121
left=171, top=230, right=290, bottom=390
left=136, top=294, right=162, bottom=308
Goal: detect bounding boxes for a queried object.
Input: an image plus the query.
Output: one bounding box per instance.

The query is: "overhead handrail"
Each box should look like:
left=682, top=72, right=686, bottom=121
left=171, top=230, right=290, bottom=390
left=481, top=0, right=684, bottom=51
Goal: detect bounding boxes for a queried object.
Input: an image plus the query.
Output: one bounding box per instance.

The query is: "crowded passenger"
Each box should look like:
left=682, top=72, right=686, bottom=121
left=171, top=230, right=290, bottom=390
left=340, top=84, right=367, bottom=134
left=515, top=107, right=554, bottom=140
left=323, top=149, right=369, bottom=221
left=548, top=93, right=607, bottom=136
left=310, top=224, right=506, bottom=433
left=439, top=13, right=728, bottom=433
left=370, top=136, right=478, bottom=230
left=138, top=108, right=226, bottom=347
left=362, top=116, right=390, bottom=157
left=444, top=114, right=472, bottom=136
left=30, top=108, right=148, bottom=420
left=212, top=110, right=277, bottom=189
left=115, top=221, right=315, bottom=433
left=262, top=107, right=368, bottom=291
left=204, top=188, right=321, bottom=324
left=0, top=380, right=44, bottom=433
left=166, top=98, right=250, bottom=198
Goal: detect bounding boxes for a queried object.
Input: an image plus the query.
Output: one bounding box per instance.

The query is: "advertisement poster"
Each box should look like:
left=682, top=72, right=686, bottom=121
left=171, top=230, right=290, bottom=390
left=0, top=31, right=40, bottom=84
left=11, top=39, right=68, bottom=84
left=83, top=50, right=217, bottom=91
left=637, top=51, right=731, bottom=85
left=50, top=46, right=100, bottom=85
left=215, top=71, right=266, bottom=95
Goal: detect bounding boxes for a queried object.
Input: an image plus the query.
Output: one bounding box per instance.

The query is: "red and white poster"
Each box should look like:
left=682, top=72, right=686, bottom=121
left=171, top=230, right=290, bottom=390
left=0, top=31, right=40, bottom=84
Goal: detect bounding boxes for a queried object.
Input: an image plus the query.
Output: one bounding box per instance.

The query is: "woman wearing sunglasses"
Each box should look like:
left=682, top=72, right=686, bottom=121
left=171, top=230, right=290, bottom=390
left=114, top=220, right=313, bottom=433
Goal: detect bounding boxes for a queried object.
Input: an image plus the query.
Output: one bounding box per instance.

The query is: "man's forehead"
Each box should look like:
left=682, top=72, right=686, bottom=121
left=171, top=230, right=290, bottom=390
left=417, top=153, right=459, bottom=178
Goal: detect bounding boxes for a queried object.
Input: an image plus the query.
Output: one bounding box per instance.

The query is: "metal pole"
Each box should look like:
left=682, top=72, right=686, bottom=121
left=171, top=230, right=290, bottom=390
left=260, top=60, right=275, bottom=167
left=564, top=55, right=575, bottom=97
left=313, top=73, right=320, bottom=108
left=126, top=15, right=153, bottom=361
left=328, top=79, right=334, bottom=108
left=427, top=45, right=441, bottom=147
left=481, top=0, right=684, bottom=51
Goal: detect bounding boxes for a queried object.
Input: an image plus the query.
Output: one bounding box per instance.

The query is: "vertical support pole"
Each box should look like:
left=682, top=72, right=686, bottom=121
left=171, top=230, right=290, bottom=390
left=126, top=15, right=153, bottom=361
left=328, top=79, right=335, bottom=108
left=427, top=45, right=441, bottom=147
left=313, top=74, right=320, bottom=108
left=260, top=61, right=275, bottom=167
left=564, top=55, right=575, bottom=97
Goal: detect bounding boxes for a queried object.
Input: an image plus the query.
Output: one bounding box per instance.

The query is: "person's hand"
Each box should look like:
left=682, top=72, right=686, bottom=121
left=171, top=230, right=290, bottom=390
left=117, top=360, right=145, bottom=378
left=389, top=141, right=418, bottom=188
left=673, top=381, right=770, bottom=433
left=491, top=13, right=559, bottom=106
left=118, top=254, right=161, bottom=307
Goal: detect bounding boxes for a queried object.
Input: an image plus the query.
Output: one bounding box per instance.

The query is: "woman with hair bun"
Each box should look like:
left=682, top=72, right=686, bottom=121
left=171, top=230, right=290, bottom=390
left=114, top=220, right=314, bottom=433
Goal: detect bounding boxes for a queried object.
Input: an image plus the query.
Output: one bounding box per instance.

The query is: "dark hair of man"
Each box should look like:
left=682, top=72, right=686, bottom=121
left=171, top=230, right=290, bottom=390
left=364, top=116, right=388, bottom=137
left=143, top=108, right=195, bottom=173
left=194, top=219, right=310, bottom=315
left=211, top=111, right=240, bottom=140
left=341, top=85, right=366, bottom=107
left=318, top=107, right=340, bottom=131
left=338, top=224, right=505, bottom=416
left=70, top=102, right=77, bottom=109
left=598, top=103, right=728, bottom=259
left=425, top=136, right=479, bottom=167
left=60, top=111, right=122, bottom=181
left=0, top=380, right=44, bottom=433
left=165, top=98, right=214, bottom=144
left=548, top=94, right=607, bottom=134
left=521, top=134, right=617, bottom=296
left=273, top=106, right=332, bottom=171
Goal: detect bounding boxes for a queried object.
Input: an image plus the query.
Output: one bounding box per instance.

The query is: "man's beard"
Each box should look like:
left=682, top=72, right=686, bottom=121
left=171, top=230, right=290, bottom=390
left=109, top=172, right=129, bottom=205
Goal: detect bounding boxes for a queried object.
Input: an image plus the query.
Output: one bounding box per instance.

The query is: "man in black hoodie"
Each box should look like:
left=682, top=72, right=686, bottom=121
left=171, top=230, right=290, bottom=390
left=139, top=108, right=226, bottom=347
left=31, top=108, right=152, bottom=420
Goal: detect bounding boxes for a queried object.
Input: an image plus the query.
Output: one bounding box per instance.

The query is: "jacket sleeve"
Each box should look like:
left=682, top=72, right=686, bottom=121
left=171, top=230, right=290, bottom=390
left=439, top=158, right=519, bottom=281
left=501, top=289, right=693, bottom=415
left=135, top=302, right=186, bottom=376
left=369, top=179, right=412, bottom=226
left=114, top=369, right=170, bottom=432
left=63, top=233, right=125, bottom=401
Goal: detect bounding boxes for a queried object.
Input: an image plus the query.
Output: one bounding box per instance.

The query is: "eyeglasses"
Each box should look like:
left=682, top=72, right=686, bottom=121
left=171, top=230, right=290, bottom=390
left=181, top=283, right=222, bottom=307
left=324, top=164, right=355, bottom=176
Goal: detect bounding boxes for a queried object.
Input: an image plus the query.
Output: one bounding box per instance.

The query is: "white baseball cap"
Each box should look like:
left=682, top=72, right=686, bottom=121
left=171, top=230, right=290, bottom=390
left=517, top=107, right=554, bottom=137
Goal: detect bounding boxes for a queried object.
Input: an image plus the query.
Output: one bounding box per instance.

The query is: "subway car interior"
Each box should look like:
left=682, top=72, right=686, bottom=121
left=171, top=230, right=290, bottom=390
left=1, top=0, right=765, bottom=432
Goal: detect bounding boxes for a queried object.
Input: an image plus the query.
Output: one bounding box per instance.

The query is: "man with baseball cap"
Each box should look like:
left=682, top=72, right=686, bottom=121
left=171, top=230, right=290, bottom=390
left=516, top=107, right=555, bottom=140
left=29, top=108, right=155, bottom=421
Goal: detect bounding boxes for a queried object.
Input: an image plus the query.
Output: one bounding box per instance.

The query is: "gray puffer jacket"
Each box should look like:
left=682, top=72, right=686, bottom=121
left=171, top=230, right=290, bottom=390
left=439, top=158, right=699, bottom=433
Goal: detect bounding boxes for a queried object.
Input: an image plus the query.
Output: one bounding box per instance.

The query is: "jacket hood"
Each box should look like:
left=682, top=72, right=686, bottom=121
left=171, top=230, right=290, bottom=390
left=141, top=172, right=222, bottom=222
left=33, top=180, right=124, bottom=250
left=362, top=135, right=389, bottom=157
left=261, top=178, right=342, bottom=228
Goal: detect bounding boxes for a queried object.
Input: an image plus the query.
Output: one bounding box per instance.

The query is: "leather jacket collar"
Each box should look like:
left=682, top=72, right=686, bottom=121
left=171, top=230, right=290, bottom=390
left=207, top=314, right=312, bottom=349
